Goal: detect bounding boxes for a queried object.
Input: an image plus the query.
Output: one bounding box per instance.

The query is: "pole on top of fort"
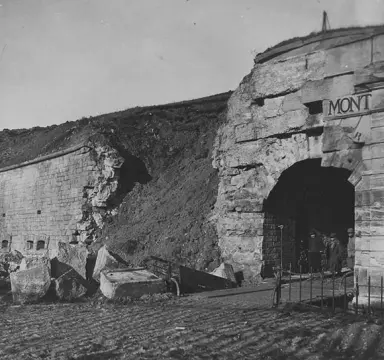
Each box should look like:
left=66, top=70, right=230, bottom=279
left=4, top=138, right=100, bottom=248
left=322, top=11, right=331, bottom=33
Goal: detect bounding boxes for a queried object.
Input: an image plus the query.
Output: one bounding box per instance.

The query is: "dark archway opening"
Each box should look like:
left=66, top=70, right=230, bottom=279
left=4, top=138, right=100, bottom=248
left=261, top=159, right=354, bottom=277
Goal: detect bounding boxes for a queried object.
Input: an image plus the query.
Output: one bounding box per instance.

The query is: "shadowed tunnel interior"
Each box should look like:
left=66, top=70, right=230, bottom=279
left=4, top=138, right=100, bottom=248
left=262, top=159, right=354, bottom=277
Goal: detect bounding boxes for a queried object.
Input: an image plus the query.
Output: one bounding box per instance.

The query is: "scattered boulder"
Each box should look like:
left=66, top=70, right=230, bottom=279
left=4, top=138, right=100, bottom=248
left=93, top=245, right=127, bottom=282
left=100, top=268, right=166, bottom=300
left=210, top=263, right=237, bottom=284
left=54, top=268, right=88, bottom=301
left=10, top=264, right=51, bottom=304
left=51, top=242, right=88, bottom=279
left=0, top=250, right=24, bottom=273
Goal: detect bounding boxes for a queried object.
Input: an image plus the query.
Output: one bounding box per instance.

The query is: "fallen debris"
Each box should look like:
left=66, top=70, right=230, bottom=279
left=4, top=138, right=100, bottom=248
left=19, top=253, right=51, bottom=272
left=210, top=263, right=237, bottom=283
left=92, top=245, right=127, bottom=282
left=54, top=268, right=88, bottom=301
left=51, top=242, right=88, bottom=279
left=0, top=250, right=23, bottom=273
left=100, top=268, right=166, bottom=299
left=10, top=264, right=51, bottom=304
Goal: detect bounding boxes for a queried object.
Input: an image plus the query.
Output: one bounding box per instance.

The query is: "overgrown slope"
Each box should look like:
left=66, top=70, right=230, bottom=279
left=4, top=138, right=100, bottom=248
left=0, top=91, right=232, bottom=271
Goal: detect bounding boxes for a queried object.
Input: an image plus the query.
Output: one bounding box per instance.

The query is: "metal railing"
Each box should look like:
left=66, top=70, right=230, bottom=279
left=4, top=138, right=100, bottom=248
left=272, top=264, right=384, bottom=318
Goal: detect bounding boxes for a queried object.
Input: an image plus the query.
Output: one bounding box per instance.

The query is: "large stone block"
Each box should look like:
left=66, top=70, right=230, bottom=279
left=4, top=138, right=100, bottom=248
left=355, top=220, right=370, bottom=236
left=250, top=51, right=325, bottom=98
left=355, top=61, right=384, bottom=88
left=210, top=263, right=237, bottom=283
left=322, top=125, right=352, bottom=152
left=53, top=242, right=88, bottom=279
left=371, top=127, right=384, bottom=144
left=363, top=144, right=384, bottom=160
left=369, top=237, right=384, bottom=252
left=234, top=123, right=256, bottom=143
left=370, top=251, right=384, bottom=268
left=372, top=112, right=384, bottom=128
left=322, top=148, right=362, bottom=171
left=281, top=91, right=305, bottom=112
left=355, top=236, right=370, bottom=252
left=355, top=250, right=370, bottom=267
left=371, top=88, right=384, bottom=110
left=355, top=207, right=371, bottom=221
left=10, top=264, right=51, bottom=304
left=302, top=74, right=355, bottom=104
left=100, top=269, right=166, bottom=299
left=373, top=34, right=384, bottom=62
left=92, top=245, right=127, bottom=282
left=370, top=174, right=384, bottom=189
left=54, top=268, right=88, bottom=301
left=325, top=39, right=372, bottom=76
left=372, top=158, right=384, bottom=173
left=19, top=254, right=51, bottom=272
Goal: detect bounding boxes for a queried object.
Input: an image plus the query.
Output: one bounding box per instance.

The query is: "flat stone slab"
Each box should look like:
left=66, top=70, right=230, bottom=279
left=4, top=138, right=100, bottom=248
left=100, top=268, right=166, bottom=299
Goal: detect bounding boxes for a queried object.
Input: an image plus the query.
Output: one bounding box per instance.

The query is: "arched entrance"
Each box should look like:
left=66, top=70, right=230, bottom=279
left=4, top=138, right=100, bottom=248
left=261, top=159, right=355, bottom=277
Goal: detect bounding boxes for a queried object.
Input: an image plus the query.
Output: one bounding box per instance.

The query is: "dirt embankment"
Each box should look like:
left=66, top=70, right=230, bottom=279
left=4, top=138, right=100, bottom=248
left=0, top=91, right=232, bottom=271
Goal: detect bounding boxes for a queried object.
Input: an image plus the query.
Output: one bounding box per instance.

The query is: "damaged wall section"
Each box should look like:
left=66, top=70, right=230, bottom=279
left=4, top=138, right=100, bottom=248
left=0, top=143, right=126, bottom=257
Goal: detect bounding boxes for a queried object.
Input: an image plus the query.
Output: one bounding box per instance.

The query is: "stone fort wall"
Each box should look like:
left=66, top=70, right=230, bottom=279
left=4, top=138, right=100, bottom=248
left=0, top=144, right=124, bottom=258
left=212, top=27, right=384, bottom=303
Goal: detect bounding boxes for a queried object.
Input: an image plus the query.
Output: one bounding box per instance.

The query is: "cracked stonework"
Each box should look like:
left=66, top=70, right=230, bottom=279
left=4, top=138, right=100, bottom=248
left=76, top=145, right=124, bottom=244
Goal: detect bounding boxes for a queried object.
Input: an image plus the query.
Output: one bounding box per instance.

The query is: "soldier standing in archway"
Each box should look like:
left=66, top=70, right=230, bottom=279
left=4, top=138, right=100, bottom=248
left=308, top=229, right=325, bottom=273
left=328, top=232, right=343, bottom=275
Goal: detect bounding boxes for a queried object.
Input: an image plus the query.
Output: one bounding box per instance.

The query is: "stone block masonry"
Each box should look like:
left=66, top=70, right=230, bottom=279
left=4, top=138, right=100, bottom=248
left=212, top=27, right=384, bottom=303
left=0, top=143, right=124, bottom=258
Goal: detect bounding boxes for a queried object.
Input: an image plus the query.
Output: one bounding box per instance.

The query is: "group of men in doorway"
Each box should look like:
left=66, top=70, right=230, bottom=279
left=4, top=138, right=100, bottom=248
left=299, top=228, right=355, bottom=274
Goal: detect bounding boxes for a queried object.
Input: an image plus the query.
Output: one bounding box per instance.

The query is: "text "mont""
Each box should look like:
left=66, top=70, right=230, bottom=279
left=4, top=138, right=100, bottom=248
left=328, top=94, right=371, bottom=116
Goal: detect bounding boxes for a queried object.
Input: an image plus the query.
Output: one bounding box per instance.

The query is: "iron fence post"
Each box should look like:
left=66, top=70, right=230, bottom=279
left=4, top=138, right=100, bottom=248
left=344, top=272, right=347, bottom=312
left=368, top=276, right=371, bottom=316
left=321, top=270, right=324, bottom=310
left=299, top=265, right=302, bottom=302
left=289, top=263, right=292, bottom=302
left=310, top=267, right=313, bottom=306
left=355, top=273, right=359, bottom=315
left=332, top=271, right=335, bottom=314
left=381, top=275, right=383, bottom=318
left=279, top=225, right=284, bottom=271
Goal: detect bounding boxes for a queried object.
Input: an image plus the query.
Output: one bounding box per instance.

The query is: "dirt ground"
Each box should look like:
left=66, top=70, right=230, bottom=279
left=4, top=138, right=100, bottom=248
left=1, top=285, right=384, bottom=360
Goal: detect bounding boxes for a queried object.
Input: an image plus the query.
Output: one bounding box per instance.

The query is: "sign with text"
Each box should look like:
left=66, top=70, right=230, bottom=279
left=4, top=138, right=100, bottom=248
left=326, top=93, right=371, bottom=117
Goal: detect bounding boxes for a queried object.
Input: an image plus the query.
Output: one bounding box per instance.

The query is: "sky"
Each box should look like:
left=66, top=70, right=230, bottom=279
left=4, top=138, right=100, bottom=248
left=0, top=0, right=384, bottom=130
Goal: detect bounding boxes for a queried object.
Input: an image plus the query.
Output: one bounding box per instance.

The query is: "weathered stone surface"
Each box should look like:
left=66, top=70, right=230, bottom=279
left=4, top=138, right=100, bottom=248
left=10, top=264, right=51, bottom=304
left=370, top=174, right=384, bottom=189
left=0, top=250, right=23, bottom=273
left=372, top=88, right=384, bottom=110
left=54, top=268, right=88, bottom=301
left=372, top=112, right=384, bottom=128
left=373, top=34, right=384, bottom=62
left=213, top=31, right=384, bottom=289
left=100, top=269, right=166, bottom=299
left=235, top=108, right=309, bottom=143
left=210, top=263, right=238, bottom=284
left=281, top=91, right=305, bottom=112
left=250, top=51, right=325, bottom=98
left=322, top=125, right=352, bottom=152
left=325, top=39, right=372, bottom=76
left=52, top=242, right=88, bottom=279
left=301, top=74, right=355, bottom=104
left=355, top=60, right=384, bottom=87
left=19, top=254, right=51, bottom=272
left=93, top=245, right=126, bottom=282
